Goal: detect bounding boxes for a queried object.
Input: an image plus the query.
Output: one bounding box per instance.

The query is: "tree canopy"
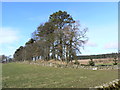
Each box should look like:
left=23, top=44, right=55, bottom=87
left=14, top=10, right=88, bottom=62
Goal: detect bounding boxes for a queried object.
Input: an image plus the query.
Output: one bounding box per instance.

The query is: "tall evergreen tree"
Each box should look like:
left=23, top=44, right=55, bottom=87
left=13, top=10, right=88, bottom=63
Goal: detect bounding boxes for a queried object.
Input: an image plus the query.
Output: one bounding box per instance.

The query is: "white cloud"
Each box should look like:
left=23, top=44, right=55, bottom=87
left=85, top=41, right=98, bottom=47
left=0, top=27, right=19, bottom=44
left=104, top=41, right=118, bottom=49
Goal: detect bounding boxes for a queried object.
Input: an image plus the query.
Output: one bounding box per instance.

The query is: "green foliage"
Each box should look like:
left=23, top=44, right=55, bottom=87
left=113, top=62, right=117, bottom=65
left=74, top=60, right=79, bottom=65
left=49, top=10, right=75, bottom=28
left=89, top=59, right=95, bottom=66
left=113, top=57, right=117, bottom=65
left=25, top=38, right=35, bottom=45
left=81, top=64, right=89, bottom=66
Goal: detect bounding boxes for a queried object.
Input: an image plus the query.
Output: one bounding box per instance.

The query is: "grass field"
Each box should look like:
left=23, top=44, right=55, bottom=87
left=2, top=63, right=118, bottom=88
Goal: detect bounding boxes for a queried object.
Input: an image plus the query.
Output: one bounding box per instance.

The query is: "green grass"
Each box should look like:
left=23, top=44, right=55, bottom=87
left=2, top=62, right=118, bottom=88
left=95, top=63, right=113, bottom=65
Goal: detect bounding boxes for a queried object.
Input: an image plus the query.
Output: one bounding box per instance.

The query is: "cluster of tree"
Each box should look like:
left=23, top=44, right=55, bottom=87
left=0, top=55, right=12, bottom=63
left=14, top=10, right=88, bottom=63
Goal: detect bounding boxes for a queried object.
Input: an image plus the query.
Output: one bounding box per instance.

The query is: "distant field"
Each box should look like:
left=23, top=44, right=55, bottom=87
left=77, top=58, right=118, bottom=65
left=2, top=63, right=118, bottom=88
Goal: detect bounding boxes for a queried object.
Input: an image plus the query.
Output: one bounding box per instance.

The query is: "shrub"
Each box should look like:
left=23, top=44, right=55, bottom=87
left=81, top=64, right=89, bottom=66
left=113, top=62, right=117, bottom=65
left=113, top=57, right=117, bottom=65
left=74, top=60, right=80, bottom=65
left=89, top=59, right=95, bottom=66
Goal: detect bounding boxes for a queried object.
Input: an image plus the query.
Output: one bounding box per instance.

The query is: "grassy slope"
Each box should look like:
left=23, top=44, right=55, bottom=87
left=2, top=63, right=118, bottom=88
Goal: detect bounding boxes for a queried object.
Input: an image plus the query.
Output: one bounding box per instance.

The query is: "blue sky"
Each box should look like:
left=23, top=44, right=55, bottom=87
left=1, top=2, right=118, bottom=56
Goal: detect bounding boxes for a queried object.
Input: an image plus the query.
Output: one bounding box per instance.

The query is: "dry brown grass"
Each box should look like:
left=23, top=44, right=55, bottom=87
left=76, top=58, right=117, bottom=65
left=33, top=58, right=118, bottom=65
left=35, top=59, right=67, bottom=65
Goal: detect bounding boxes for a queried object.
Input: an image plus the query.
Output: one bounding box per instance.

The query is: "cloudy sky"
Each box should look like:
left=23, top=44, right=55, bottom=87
left=1, top=2, right=118, bottom=56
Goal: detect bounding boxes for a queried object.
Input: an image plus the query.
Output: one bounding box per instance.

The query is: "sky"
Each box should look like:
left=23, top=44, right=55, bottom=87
left=1, top=2, right=118, bottom=57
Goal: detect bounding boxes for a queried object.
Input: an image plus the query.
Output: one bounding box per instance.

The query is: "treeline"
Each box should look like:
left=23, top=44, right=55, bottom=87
left=14, top=10, right=88, bottom=63
left=77, top=53, right=119, bottom=60
left=0, top=55, right=12, bottom=63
